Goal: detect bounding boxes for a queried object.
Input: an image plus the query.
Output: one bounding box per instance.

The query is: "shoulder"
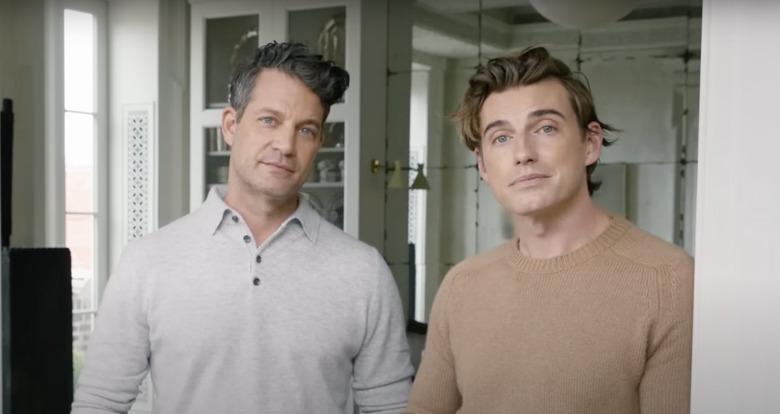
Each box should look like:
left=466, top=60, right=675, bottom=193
left=118, top=210, right=204, bottom=263
left=609, top=221, right=695, bottom=324
left=609, top=220, right=694, bottom=309
left=312, top=221, right=395, bottom=294
left=611, top=219, right=693, bottom=273
left=450, top=241, right=512, bottom=276
left=316, top=220, right=383, bottom=263
left=439, top=241, right=515, bottom=295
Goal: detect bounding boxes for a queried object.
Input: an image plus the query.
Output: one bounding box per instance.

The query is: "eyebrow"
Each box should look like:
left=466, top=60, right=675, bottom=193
left=482, top=108, right=566, bottom=136
left=529, top=108, right=566, bottom=120
left=252, top=107, right=282, bottom=118
left=253, top=107, right=322, bottom=128
left=482, top=119, right=512, bottom=137
left=298, top=118, right=321, bottom=126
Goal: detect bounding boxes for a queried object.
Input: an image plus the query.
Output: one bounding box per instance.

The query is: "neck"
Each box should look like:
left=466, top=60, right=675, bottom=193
left=223, top=181, right=299, bottom=246
left=512, top=190, right=611, bottom=259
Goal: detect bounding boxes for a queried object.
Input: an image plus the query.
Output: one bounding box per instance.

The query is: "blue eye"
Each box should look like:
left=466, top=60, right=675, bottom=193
left=299, top=127, right=321, bottom=140
left=494, top=135, right=511, bottom=144
left=260, top=116, right=276, bottom=126
left=538, top=125, right=556, bottom=134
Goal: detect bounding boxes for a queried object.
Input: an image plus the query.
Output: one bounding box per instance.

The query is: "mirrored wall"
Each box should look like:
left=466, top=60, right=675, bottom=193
left=401, top=0, right=702, bottom=323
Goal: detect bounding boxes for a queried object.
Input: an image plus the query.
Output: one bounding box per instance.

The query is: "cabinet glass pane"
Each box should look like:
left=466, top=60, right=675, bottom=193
left=304, top=121, right=345, bottom=228
left=204, top=127, right=230, bottom=197
left=303, top=188, right=344, bottom=229
left=288, top=7, right=346, bottom=72
left=206, top=14, right=259, bottom=108
left=322, top=121, right=345, bottom=149
left=306, top=122, right=345, bottom=184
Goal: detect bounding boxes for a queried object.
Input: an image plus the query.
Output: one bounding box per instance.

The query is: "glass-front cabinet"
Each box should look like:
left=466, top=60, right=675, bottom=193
left=189, top=0, right=360, bottom=235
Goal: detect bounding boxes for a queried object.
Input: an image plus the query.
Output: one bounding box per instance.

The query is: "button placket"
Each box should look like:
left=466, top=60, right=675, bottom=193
left=250, top=246, right=264, bottom=287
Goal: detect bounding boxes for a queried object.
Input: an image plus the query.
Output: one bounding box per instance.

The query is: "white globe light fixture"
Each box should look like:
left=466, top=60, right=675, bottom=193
left=529, top=0, right=638, bottom=29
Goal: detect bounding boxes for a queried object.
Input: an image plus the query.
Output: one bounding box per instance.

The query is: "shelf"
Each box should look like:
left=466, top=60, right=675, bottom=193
left=319, top=147, right=345, bottom=153
left=207, top=151, right=230, bottom=156
left=303, top=182, right=343, bottom=189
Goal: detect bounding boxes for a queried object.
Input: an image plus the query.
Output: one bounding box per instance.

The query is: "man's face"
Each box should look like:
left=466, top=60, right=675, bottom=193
left=221, top=69, right=324, bottom=202
left=476, top=78, right=602, bottom=218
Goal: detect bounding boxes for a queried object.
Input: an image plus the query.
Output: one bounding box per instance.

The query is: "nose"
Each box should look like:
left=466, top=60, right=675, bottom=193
left=272, top=125, right=296, bottom=155
left=513, top=134, right=537, bottom=165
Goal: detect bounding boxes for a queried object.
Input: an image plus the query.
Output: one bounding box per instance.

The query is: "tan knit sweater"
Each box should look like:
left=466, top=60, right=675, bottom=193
left=405, top=217, right=694, bottom=414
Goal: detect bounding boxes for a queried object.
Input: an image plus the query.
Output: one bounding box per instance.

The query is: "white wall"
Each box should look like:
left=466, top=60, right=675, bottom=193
left=107, top=0, right=159, bottom=267
left=691, top=1, right=780, bottom=412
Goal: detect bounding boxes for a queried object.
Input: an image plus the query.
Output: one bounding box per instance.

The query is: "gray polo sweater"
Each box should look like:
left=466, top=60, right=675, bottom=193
left=72, top=187, right=414, bottom=413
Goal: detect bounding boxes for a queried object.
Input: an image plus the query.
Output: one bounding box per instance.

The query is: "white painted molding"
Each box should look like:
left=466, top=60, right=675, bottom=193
left=691, top=0, right=780, bottom=412
left=122, top=103, right=158, bottom=242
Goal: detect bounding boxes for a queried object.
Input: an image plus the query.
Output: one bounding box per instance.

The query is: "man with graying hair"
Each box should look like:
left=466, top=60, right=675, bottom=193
left=405, top=46, right=694, bottom=414
left=72, top=42, right=414, bottom=414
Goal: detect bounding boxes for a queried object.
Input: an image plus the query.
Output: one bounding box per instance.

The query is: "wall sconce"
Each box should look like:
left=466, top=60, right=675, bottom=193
left=369, top=159, right=430, bottom=190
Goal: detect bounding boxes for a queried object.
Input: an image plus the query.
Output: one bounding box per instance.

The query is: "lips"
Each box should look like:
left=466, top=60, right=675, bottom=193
left=510, top=173, right=550, bottom=186
left=260, top=161, right=295, bottom=173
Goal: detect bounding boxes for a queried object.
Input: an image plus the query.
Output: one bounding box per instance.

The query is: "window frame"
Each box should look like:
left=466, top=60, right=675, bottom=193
left=45, top=0, right=109, bottom=313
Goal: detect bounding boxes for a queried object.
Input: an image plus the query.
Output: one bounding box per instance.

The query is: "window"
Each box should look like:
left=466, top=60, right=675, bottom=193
left=61, top=2, right=107, bottom=384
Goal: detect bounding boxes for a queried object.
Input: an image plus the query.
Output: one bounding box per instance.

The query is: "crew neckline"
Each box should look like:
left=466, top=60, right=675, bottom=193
left=504, top=216, right=631, bottom=274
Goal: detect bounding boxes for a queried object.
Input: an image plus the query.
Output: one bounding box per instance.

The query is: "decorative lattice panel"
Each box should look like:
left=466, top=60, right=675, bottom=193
left=126, top=109, right=151, bottom=240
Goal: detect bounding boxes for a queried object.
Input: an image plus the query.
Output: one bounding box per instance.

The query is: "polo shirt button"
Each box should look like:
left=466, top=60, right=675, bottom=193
left=255, top=255, right=262, bottom=263
left=232, top=215, right=239, bottom=223
left=253, top=277, right=261, bottom=286
left=243, top=235, right=251, bottom=243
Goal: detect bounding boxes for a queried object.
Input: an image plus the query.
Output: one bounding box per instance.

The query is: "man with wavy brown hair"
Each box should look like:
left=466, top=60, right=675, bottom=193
left=405, top=46, right=693, bottom=414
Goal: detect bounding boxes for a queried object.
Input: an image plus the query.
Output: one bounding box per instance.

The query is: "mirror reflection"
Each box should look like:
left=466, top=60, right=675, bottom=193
left=407, top=0, right=701, bottom=323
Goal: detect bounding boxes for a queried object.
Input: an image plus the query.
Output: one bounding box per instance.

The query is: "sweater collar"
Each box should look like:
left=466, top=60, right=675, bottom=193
left=504, top=216, right=631, bottom=274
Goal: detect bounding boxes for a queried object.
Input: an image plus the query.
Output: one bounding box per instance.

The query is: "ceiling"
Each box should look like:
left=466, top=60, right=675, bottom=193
left=416, top=0, right=700, bottom=14
left=412, top=0, right=702, bottom=59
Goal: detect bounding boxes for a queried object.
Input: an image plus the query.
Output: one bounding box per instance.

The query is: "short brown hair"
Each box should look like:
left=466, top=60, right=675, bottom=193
left=455, top=46, right=616, bottom=195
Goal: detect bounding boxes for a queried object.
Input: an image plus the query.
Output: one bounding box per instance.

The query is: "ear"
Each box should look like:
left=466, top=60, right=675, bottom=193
left=221, top=107, right=238, bottom=147
left=583, top=121, right=604, bottom=167
left=475, top=147, right=489, bottom=183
